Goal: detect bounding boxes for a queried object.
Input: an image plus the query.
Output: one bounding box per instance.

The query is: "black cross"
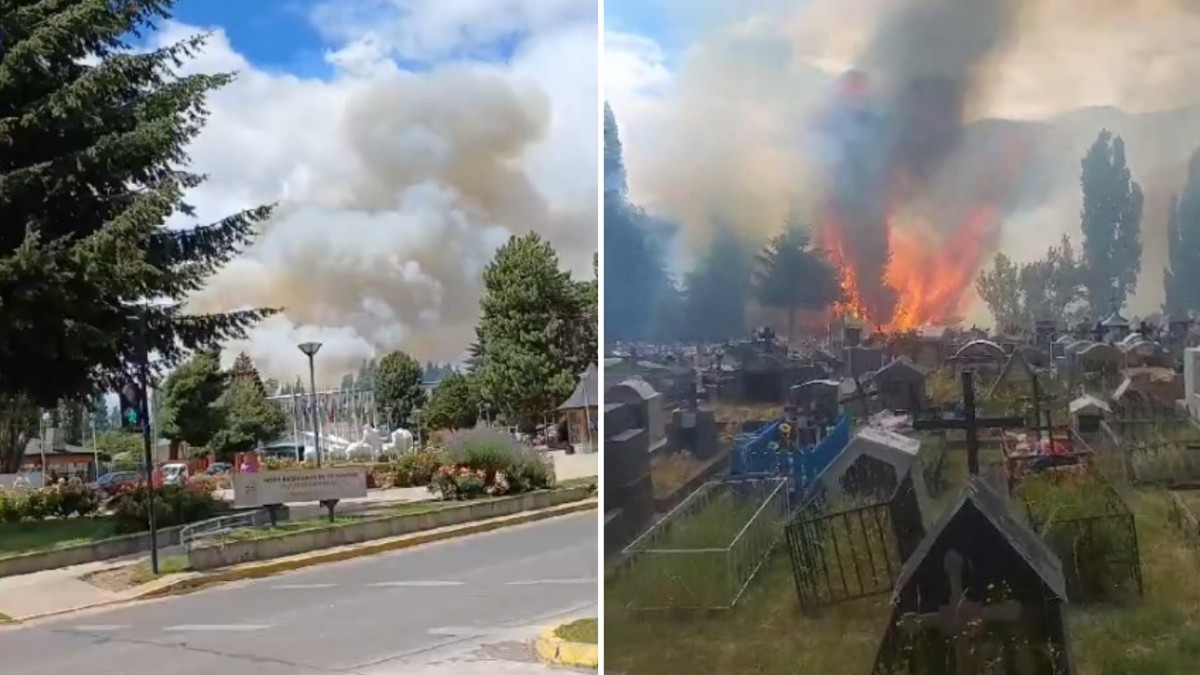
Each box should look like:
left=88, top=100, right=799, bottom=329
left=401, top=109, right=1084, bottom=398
left=912, top=370, right=1025, bottom=476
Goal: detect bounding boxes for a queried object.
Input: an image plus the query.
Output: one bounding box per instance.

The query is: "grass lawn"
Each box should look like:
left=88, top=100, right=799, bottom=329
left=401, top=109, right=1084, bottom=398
left=555, top=618, right=597, bottom=644
left=129, top=554, right=191, bottom=585
left=0, top=517, right=118, bottom=558
left=606, top=438, right=1200, bottom=674
left=619, top=484, right=780, bottom=610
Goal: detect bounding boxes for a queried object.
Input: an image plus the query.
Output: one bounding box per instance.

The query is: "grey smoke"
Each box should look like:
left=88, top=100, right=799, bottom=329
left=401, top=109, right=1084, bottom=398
left=619, top=0, right=1200, bottom=321
left=189, top=65, right=596, bottom=385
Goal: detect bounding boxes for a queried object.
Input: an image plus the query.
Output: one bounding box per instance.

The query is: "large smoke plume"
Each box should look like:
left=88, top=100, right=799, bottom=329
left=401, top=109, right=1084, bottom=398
left=186, top=65, right=596, bottom=385
left=616, top=0, right=1200, bottom=325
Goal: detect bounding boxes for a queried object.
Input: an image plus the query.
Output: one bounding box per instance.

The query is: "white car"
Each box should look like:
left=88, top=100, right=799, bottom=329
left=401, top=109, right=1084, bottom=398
left=161, top=462, right=189, bottom=486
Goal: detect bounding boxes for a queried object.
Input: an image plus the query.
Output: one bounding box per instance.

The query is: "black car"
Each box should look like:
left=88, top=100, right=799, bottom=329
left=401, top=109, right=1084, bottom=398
left=205, top=462, right=232, bottom=476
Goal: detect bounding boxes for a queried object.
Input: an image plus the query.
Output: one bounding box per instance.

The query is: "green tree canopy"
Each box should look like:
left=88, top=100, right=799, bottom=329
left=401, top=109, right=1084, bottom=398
left=375, top=351, right=427, bottom=428
left=754, top=218, right=842, bottom=341
left=425, top=371, right=480, bottom=431
left=977, top=236, right=1086, bottom=332
left=474, top=232, right=594, bottom=431
left=1080, top=129, right=1144, bottom=316
left=229, top=352, right=266, bottom=396
left=211, top=376, right=287, bottom=458
left=0, top=2, right=275, bottom=407
left=157, top=349, right=227, bottom=449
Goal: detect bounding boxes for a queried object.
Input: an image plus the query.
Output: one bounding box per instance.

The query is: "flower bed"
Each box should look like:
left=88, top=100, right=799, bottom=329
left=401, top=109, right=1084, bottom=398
left=430, top=429, right=555, bottom=500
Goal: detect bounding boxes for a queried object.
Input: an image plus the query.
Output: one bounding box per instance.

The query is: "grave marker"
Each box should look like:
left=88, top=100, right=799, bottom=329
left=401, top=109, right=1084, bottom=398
left=912, top=370, right=1025, bottom=476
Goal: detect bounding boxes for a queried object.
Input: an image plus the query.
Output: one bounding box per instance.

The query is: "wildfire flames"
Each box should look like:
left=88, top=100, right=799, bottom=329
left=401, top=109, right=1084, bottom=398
left=813, top=70, right=1032, bottom=332
left=817, top=206, right=998, bottom=331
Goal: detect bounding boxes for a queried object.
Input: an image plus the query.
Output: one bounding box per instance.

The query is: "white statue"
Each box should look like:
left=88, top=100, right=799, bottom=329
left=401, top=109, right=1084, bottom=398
left=386, top=428, right=415, bottom=453
left=361, top=425, right=385, bottom=454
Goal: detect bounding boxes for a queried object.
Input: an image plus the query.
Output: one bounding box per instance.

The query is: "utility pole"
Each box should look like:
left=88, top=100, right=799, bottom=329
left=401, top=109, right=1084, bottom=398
left=136, top=306, right=159, bottom=574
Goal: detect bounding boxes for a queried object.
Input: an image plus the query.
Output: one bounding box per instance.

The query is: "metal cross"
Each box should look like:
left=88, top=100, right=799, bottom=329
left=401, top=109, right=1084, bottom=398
left=912, top=370, right=1025, bottom=476
left=898, top=550, right=1023, bottom=675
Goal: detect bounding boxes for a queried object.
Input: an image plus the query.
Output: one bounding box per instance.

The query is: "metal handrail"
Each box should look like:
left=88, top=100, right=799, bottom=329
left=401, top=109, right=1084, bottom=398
left=179, top=511, right=259, bottom=550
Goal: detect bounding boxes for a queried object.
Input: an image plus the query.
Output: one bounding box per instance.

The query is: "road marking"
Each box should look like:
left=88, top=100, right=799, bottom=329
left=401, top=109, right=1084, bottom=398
left=71, top=624, right=130, bottom=632
left=369, top=580, right=464, bottom=587
left=504, top=578, right=597, bottom=586
left=427, top=626, right=504, bottom=636
left=272, top=583, right=337, bottom=590
left=163, top=624, right=272, bottom=632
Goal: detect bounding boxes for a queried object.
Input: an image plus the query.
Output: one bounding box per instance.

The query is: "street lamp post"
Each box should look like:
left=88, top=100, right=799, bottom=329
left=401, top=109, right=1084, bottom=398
left=39, top=412, right=50, bottom=484
left=298, top=342, right=323, bottom=467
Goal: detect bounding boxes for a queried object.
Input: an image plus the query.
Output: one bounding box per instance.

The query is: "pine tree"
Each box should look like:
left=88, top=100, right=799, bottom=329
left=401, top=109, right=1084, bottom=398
left=681, top=226, right=754, bottom=342
left=230, top=352, right=265, bottom=396
left=603, top=103, right=672, bottom=341
left=0, top=2, right=276, bottom=407
left=1080, top=129, right=1144, bottom=316
left=1164, top=148, right=1200, bottom=317
left=474, top=233, right=593, bottom=430
left=754, top=217, right=842, bottom=341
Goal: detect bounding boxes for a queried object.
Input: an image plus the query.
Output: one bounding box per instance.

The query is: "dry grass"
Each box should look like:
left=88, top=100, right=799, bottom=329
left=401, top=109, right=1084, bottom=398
left=650, top=453, right=708, bottom=500
left=606, top=439, right=1200, bottom=674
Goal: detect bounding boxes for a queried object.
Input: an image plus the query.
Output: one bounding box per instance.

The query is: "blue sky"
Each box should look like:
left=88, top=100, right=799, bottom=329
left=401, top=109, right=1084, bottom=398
left=604, top=0, right=682, bottom=63
left=171, top=0, right=329, bottom=75
left=167, top=0, right=532, bottom=78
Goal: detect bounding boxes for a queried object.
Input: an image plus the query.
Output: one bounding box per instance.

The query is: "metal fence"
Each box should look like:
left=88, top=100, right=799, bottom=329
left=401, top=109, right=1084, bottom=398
left=620, top=477, right=789, bottom=610
left=730, top=416, right=852, bottom=502
left=1022, top=471, right=1143, bottom=604
left=784, top=470, right=926, bottom=611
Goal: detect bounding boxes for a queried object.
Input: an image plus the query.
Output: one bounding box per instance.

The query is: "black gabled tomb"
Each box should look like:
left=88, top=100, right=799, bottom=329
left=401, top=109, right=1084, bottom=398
left=872, top=477, right=1073, bottom=675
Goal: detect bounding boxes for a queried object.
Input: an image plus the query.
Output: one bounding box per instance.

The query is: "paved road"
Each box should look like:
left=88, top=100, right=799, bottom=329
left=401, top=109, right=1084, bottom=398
left=0, top=512, right=597, bottom=675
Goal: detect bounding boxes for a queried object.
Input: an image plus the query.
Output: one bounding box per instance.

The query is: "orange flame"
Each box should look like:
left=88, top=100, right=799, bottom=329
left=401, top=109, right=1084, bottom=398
left=817, top=131, right=1031, bottom=332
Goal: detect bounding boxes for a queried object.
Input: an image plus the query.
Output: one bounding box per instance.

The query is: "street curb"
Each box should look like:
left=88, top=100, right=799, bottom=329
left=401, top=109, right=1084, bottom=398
left=534, top=622, right=599, bottom=669
left=4, top=498, right=596, bottom=625
left=138, top=499, right=597, bottom=600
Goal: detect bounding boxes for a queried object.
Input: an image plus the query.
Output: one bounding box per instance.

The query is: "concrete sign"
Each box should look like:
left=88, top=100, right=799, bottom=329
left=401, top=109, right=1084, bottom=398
left=233, top=468, right=367, bottom=508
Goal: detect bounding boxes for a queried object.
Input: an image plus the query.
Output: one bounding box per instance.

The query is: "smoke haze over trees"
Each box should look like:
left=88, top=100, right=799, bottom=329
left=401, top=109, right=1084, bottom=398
left=677, top=227, right=753, bottom=343
left=1163, top=148, right=1200, bottom=318
left=604, top=103, right=674, bottom=341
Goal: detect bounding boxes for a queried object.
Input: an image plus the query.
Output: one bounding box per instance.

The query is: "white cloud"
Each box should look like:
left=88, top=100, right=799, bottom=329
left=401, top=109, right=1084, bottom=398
left=152, top=4, right=596, bottom=385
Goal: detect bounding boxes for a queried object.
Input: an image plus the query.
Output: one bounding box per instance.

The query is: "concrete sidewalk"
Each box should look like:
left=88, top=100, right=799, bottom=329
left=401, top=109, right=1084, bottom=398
left=0, top=545, right=187, bottom=621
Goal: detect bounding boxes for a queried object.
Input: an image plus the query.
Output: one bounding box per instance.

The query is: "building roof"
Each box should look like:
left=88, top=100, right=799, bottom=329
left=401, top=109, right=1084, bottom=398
left=558, top=363, right=599, bottom=410
left=1069, top=394, right=1111, bottom=415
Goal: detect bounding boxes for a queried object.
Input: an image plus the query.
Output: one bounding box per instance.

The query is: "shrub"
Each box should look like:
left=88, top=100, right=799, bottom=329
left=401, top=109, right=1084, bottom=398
left=430, top=465, right=489, bottom=500
left=108, top=481, right=223, bottom=533
left=445, top=428, right=524, bottom=479
left=393, top=449, right=446, bottom=487
left=508, top=451, right=556, bottom=493
left=0, top=483, right=101, bottom=521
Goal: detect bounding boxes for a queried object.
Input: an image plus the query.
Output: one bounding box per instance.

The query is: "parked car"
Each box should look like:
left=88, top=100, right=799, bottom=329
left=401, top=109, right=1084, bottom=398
left=160, top=462, right=189, bottom=486
left=205, top=462, right=232, bottom=476
left=89, top=470, right=139, bottom=497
